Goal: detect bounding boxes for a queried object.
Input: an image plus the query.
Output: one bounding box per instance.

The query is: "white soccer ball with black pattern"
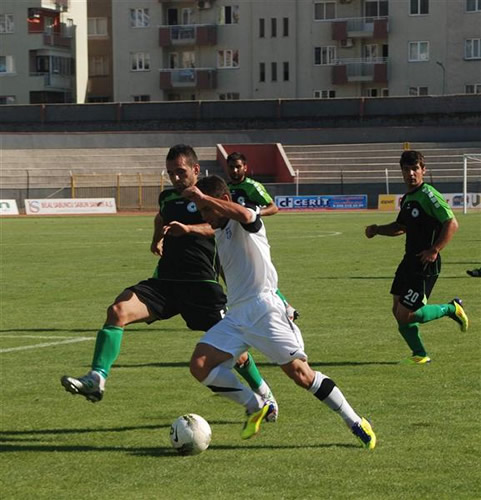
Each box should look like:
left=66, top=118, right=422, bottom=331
left=170, top=414, right=212, bottom=455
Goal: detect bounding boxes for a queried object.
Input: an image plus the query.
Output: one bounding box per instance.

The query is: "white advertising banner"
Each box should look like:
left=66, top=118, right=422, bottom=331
left=25, top=198, right=117, bottom=215
left=0, top=200, right=19, bottom=215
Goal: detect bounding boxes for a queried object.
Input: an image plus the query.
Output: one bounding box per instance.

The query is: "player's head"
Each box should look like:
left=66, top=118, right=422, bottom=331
left=226, top=151, right=248, bottom=185
left=195, top=175, right=231, bottom=228
left=399, top=150, right=426, bottom=191
left=166, top=144, right=200, bottom=193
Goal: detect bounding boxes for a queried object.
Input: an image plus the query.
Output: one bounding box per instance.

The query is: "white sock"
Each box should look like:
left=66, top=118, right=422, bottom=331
left=202, top=364, right=263, bottom=413
left=308, top=371, right=361, bottom=428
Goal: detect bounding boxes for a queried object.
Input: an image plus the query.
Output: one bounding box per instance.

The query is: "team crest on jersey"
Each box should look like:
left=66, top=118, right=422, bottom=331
left=187, top=201, right=198, bottom=213
left=237, top=196, right=246, bottom=206
left=411, top=208, right=419, bottom=218
left=225, top=227, right=232, bottom=239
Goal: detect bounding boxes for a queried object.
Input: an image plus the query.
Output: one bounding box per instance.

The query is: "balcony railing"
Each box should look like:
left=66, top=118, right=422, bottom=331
left=31, top=72, right=72, bottom=90
left=332, top=16, right=388, bottom=40
left=159, top=24, right=217, bottom=47
left=43, top=32, right=72, bottom=48
left=159, top=68, right=217, bottom=89
left=332, top=58, right=388, bottom=84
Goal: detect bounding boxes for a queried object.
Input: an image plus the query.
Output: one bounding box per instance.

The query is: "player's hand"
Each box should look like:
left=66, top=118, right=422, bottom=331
left=182, top=185, right=204, bottom=203
left=151, top=239, right=163, bottom=256
left=365, top=225, right=378, bottom=238
left=417, top=248, right=438, bottom=264
left=164, top=221, right=190, bottom=237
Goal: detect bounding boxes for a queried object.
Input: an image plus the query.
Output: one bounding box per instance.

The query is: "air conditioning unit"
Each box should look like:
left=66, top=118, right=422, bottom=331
left=341, top=38, right=354, bottom=48
left=198, top=0, right=212, bottom=9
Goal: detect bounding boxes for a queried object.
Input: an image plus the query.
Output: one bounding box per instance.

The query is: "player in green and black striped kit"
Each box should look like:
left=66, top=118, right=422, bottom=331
left=226, top=151, right=299, bottom=321
left=61, top=145, right=278, bottom=419
left=365, top=150, right=469, bottom=364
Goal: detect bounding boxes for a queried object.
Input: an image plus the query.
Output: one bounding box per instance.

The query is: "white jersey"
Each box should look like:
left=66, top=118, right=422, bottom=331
left=215, top=208, right=278, bottom=305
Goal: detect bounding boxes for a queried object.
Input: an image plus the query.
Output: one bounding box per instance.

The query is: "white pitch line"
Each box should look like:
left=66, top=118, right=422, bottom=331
left=0, top=336, right=94, bottom=353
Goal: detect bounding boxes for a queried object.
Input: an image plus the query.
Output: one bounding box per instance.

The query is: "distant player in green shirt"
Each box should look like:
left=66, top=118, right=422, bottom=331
left=226, top=151, right=299, bottom=321
left=365, top=150, right=469, bottom=365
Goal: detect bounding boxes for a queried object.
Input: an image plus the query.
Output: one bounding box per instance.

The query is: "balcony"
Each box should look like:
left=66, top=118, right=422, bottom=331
left=159, top=68, right=217, bottom=90
left=332, top=17, right=388, bottom=41
left=332, top=58, right=388, bottom=84
left=159, top=24, right=217, bottom=47
left=30, top=72, right=72, bottom=90
left=43, top=32, right=72, bottom=48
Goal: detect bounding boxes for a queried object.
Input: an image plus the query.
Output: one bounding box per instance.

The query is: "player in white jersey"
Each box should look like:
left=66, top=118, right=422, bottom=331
left=182, top=175, right=376, bottom=448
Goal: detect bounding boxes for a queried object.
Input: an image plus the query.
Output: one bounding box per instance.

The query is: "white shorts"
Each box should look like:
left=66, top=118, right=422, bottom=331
left=199, top=290, right=307, bottom=365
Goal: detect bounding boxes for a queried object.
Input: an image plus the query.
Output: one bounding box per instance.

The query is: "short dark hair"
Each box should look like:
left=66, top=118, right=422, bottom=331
left=196, top=175, right=231, bottom=199
left=166, top=144, right=198, bottom=165
left=226, top=151, right=247, bottom=164
left=400, top=150, right=425, bottom=168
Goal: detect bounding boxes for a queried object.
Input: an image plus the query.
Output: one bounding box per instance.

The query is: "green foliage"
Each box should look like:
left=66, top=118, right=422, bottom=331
left=1, top=212, right=480, bottom=499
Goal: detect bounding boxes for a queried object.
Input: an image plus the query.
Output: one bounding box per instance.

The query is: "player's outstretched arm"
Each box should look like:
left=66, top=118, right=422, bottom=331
left=182, top=185, right=253, bottom=224
left=365, top=222, right=406, bottom=238
left=164, top=221, right=215, bottom=238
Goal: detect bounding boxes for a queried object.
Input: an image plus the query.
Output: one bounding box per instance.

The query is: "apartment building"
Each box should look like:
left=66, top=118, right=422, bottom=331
left=0, top=0, right=87, bottom=104
left=2, top=1, right=479, bottom=104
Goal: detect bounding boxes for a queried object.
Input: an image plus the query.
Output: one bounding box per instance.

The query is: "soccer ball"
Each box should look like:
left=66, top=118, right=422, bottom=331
left=170, top=414, right=212, bottom=455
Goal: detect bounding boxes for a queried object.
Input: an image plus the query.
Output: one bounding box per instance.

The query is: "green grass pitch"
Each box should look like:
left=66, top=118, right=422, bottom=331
left=1, top=211, right=480, bottom=499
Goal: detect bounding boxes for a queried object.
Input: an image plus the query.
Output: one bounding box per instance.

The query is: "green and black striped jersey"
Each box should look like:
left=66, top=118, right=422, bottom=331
left=156, top=189, right=220, bottom=282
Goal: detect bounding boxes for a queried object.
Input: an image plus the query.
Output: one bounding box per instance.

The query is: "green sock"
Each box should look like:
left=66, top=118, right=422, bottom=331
left=398, top=322, right=427, bottom=357
left=276, top=289, right=288, bottom=305
left=91, top=324, right=124, bottom=378
left=234, top=352, right=263, bottom=391
left=413, top=304, right=455, bottom=324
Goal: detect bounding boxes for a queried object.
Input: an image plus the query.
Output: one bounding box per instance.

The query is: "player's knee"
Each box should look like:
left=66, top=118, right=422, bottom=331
left=282, top=360, right=314, bottom=389
left=189, top=355, right=208, bottom=382
left=107, top=302, right=129, bottom=326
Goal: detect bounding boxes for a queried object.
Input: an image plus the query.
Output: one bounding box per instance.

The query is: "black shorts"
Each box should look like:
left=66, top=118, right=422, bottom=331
left=127, top=279, right=227, bottom=331
left=390, top=257, right=439, bottom=311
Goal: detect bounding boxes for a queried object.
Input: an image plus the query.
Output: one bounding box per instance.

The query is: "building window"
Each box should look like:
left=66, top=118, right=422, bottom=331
left=182, top=51, right=195, bottom=68
left=382, top=88, right=389, bottom=96
left=271, top=62, right=277, bottom=81
left=408, top=41, right=429, bottom=61
left=363, top=88, right=379, bottom=97
left=259, top=62, right=265, bottom=82
left=88, top=17, right=108, bottom=37
left=130, top=8, right=150, bottom=28
left=0, top=95, right=16, bottom=104
left=217, top=49, right=239, bottom=68
left=0, top=14, right=14, bottom=33
left=219, top=6, right=239, bottom=24
left=131, top=52, right=150, bottom=71
left=0, top=56, right=15, bottom=73
left=365, top=1, right=389, bottom=17
left=409, top=86, right=429, bottom=96
left=89, top=56, right=109, bottom=77
left=465, top=83, right=481, bottom=93
left=410, top=0, right=429, bottom=15
left=271, top=18, right=277, bottom=37
left=314, top=46, right=336, bottom=65
left=283, top=62, right=289, bottom=81
left=133, top=95, right=150, bottom=102
left=283, top=18, right=289, bottom=37
left=219, top=92, right=240, bottom=100
left=467, top=0, right=481, bottom=12
left=259, top=18, right=265, bottom=38
left=88, top=96, right=110, bottom=103
left=314, top=90, right=336, bottom=98
left=314, top=2, right=336, bottom=20
left=465, top=39, right=481, bottom=59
